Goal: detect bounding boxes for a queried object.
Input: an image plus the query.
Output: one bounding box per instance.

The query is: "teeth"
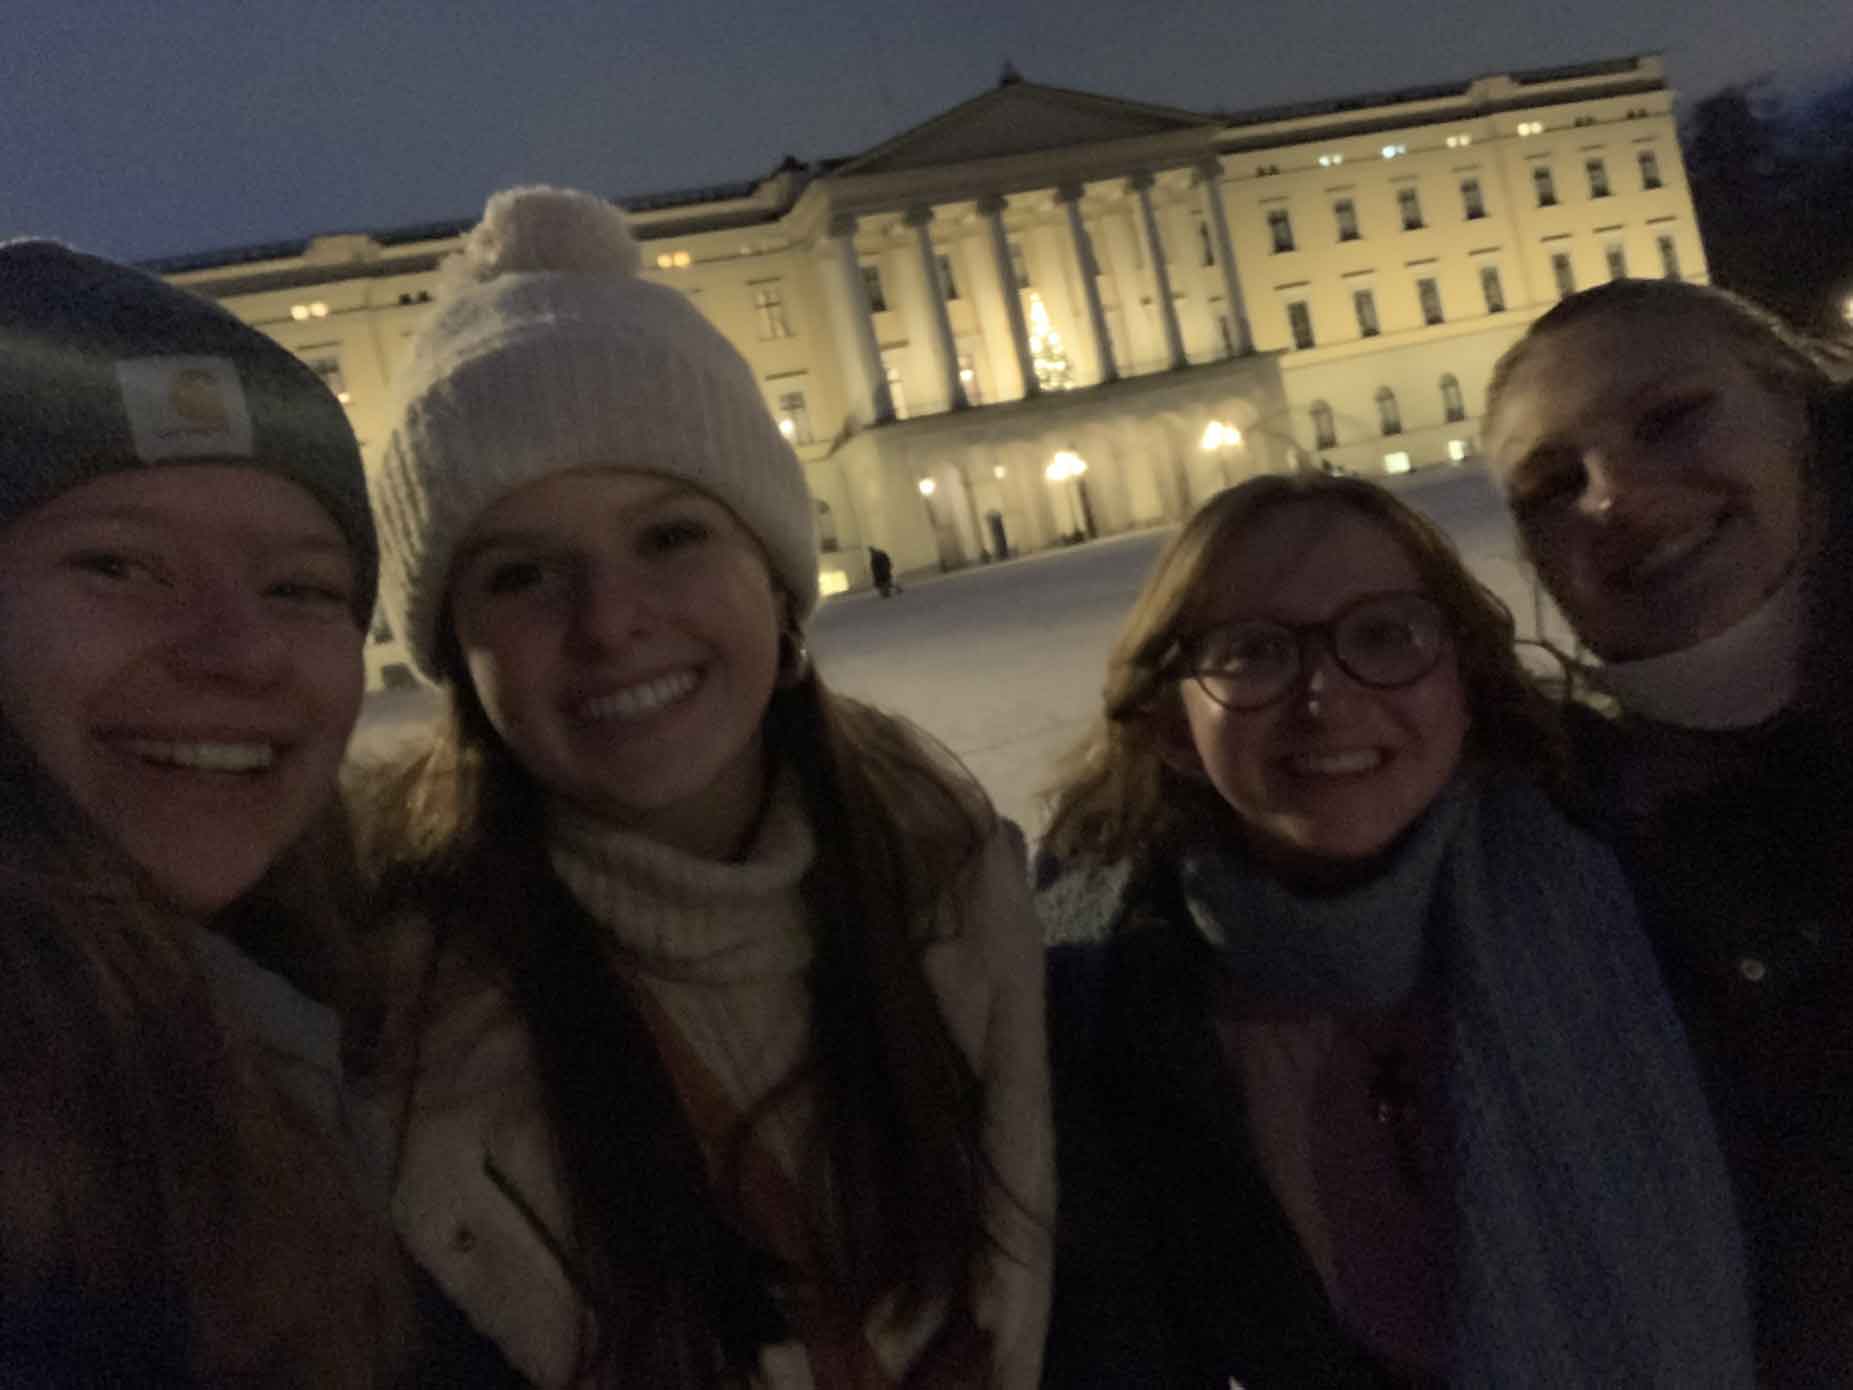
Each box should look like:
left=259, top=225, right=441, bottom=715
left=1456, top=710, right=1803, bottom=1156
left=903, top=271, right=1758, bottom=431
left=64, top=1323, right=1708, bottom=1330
left=120, top=739, right=276, bottom=772
left=1289, top=749, right=1384, bottom=776
left=581, top=669, right=699, bottom=723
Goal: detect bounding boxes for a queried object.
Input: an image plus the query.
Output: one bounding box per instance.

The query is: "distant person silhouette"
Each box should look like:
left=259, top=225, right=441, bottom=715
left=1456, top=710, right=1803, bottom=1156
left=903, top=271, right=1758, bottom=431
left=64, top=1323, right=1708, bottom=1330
left=870, top=545, right=902, bottom=597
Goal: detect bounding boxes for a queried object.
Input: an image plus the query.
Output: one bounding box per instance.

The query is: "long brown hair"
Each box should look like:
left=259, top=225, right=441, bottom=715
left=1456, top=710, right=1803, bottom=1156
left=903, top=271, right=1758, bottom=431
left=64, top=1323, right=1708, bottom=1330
left=356, top=633, right=1009, bottom=1386
left=0, top=719, right=404, bottom=1385
left=1040, top=473, right=1567, bottom=865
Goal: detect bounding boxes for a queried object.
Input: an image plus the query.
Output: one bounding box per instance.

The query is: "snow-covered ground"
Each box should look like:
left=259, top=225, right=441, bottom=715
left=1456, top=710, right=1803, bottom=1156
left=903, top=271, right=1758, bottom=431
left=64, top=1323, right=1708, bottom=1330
left=351, top=464, right=1569, bottom=838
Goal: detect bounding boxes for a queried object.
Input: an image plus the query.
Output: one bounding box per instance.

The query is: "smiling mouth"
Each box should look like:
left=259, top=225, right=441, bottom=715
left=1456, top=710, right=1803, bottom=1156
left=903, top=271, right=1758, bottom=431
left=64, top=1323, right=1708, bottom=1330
left=1285, top=749, right=1385, bottom=778
left=578, top=668, right=701, bottom=723
left=1611, top=516, right=1724, bottom=592
left=114, top=738, right=278, bottom=774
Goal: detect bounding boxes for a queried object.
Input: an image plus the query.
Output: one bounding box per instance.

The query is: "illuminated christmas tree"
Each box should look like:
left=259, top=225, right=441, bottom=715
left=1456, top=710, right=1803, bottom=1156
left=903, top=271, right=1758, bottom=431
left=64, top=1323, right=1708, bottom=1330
left=1025, top=289, right=1074, bottom=392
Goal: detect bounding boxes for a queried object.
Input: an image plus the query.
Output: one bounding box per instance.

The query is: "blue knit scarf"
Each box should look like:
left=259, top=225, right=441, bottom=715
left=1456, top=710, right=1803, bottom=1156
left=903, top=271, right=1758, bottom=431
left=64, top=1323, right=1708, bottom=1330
left=1177, top=774, right=1754, bottom=1388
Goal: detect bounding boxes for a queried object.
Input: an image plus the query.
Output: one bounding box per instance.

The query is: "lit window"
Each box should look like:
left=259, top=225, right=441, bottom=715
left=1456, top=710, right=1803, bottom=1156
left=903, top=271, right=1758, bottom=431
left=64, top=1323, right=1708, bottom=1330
left=1481, top=264, right=1506, bottom=314
left=1534, top=165, right=1558, bottom=207
left=1267, top=209, right=1295, bottom=254
left=656, top=253, right=675, bottom=270
left=1658, top=234, right=1681, bottom=281
left=673, top=251, right=692, bottom=269
left=1334, top=199, right=1360, bottom=242
left=1383, top=451, right=1412, bottom=474
left=1377, top=386, right=1402, bottom=436
left=1639, top=150, right=1664, bottom=190
left=1440, top=373, right=1465, bottom=422
left=1517, top=120, right=1544, bottom=137
left=1417, top=278, right=1443, bottom=326
left=1446, top=134, right=1473, bottom=149
left=1399, top=187, right=1424, bottom=231
left=935, top=253, right=960, bottom=301
left=754, top=284, right=792, bottom=340
left=1287, top=300, right=1315, bottom=350
left=1552, top=252, right=1576, bottom=298
left=1461, top=178, right=1486, bottom=220
left=289, top=304, right=310, bottom=321
left=1381, top=144, right=1407, bottom=160
left=1311, top=399, right=1337, bottom=450
left=861, top=263, right=888, bottom=313
left=1318, top=152, right=1345, bottom=168
left=1586, top=158, right=1611, bottom=198
left=1353, top=288, right=1380, bottom=338
left=777, top=390, right=811, bottom=444
left=818, top=569, right=850, bottom=596
left=1448, top=438, right=1471, bottom=462
left=311, top=302, right=328, bottom=318
left=1606, top=243, right=1628, bottom=280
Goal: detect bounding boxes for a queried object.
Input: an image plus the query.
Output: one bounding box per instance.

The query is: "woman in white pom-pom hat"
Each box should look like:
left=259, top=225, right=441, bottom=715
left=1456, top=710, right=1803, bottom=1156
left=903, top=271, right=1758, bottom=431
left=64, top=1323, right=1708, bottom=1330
left=353, top=186, right=1052, bottom=1389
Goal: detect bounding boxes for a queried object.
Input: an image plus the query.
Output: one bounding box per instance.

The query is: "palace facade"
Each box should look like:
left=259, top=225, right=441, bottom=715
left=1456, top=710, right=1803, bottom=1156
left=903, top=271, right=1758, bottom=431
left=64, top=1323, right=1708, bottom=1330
left=150, top=53, right=1704, bottom=691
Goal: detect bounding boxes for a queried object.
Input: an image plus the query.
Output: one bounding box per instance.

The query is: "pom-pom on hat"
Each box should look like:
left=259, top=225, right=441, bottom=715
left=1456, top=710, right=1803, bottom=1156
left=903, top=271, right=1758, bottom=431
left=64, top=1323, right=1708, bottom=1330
left=373, top=185, right=819, bottom=681
left=0, top=239, right=378, bottom=623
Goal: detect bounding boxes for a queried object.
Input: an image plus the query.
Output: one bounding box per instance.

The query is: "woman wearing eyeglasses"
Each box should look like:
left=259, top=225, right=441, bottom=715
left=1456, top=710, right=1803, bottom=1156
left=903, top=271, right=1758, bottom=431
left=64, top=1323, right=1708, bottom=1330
left=1035, top=474, right=1751, bottom=1387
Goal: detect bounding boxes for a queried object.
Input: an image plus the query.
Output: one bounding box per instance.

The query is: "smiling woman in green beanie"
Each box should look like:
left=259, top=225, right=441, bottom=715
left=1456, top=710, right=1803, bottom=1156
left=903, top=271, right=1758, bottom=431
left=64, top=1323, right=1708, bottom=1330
left=0, top=240, right=410, bottom=1385
left=351, top=185, right=1052, bottom=1390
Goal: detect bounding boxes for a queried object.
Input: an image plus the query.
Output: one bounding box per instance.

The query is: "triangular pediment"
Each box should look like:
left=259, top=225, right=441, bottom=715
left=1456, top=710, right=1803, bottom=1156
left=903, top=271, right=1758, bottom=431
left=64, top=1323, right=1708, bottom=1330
left=834, top=80, right=1215, bottom=177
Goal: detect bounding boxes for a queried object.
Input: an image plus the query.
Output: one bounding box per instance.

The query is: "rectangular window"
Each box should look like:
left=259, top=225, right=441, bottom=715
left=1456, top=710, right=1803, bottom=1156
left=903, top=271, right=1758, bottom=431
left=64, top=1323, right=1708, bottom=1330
left=1552, top=252, right=1576, bottom=298
left=1268, top=209, right=1296, bottom=254
left=1383, top=451, right=1413, bottom=474
left=1353, top=288, right=1380, bottom=338
left=935, top=253, right=960, bottom=301
left=1398, top=187, right=1424, bottom=231
left=1461, top=178, right=1486, bottom=220
left=1534, top=165, right=1558, bottom=208
left=1334, top=199, right=1360, bottom=242
left=1586, top=158, right=1611, bottom=198
left=1639, top=150, right=1664, bottom=190
left=1658, top=234, right=1682, bottom=280
left=1009, top=241, right=1031, bottom=288
left=1287, top=300, right=1315, bottom=350
left=776, top=390, right=812, bottom=445
left=1417, top=277, right=1444, bottom=325
left=1481, top=264, right=1506, bottom=313
left=754, top=285, right=792, bottom=340
left=861, top=263, right=888, bottom=313
left=1606, top=243, right=1628, bottom=280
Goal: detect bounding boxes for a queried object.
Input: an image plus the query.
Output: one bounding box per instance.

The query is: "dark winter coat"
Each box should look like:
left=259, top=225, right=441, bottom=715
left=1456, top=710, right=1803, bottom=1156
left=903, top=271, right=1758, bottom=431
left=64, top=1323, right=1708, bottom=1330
left=1037, top=856, right=1403, bottom=1389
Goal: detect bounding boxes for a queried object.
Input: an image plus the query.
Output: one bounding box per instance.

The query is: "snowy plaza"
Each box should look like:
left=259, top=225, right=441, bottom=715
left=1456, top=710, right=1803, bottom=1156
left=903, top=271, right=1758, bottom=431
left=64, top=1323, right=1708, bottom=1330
left=353, top=463, right=1569, bottom=836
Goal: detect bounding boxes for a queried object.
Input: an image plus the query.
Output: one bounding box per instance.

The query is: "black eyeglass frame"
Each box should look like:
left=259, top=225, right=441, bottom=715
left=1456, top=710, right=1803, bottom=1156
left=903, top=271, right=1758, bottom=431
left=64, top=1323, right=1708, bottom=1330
left=1167, top=589, right=1453, bottom=712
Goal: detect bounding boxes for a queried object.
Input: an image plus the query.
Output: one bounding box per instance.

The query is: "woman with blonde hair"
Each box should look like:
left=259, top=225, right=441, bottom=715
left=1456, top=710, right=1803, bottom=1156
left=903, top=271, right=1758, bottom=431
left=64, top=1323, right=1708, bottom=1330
left=1484, top=277, right=1853, bottom=1384
left=353, top=186, right=1051, bottom=1389
left=0, top=240, right=408, bottom=1384
left=1039, top=473, right=1747, bottom=1386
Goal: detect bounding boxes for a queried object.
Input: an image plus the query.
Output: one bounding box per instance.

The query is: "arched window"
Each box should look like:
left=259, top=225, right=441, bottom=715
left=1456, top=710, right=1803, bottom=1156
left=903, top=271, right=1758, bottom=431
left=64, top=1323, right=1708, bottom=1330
left=1376, top=387, right=1402, bottom=437
left=1439, top=374, right=1465, bottom=424
left=1311, top=400, right=1337, bottom=450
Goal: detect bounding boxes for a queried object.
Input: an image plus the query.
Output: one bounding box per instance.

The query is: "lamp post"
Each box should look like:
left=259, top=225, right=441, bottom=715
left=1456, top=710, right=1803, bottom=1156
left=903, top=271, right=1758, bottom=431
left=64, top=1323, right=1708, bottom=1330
left=917, top=476, right=947, bottom=570
left=1199, top=419, right=1244, bottom=488
left=1045, top=449, right=1095, bottom=541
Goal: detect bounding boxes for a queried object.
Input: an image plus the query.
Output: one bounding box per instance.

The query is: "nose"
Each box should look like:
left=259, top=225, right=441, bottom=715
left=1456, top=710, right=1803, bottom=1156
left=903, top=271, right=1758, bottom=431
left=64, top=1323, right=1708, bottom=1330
left=167, top=580, right=289, bottom=688
left=568, top=563, right=654, bottom=653
left=1573, top=447, right=1646, bottom=523
left=1292, top=632, right=1346, bottom=712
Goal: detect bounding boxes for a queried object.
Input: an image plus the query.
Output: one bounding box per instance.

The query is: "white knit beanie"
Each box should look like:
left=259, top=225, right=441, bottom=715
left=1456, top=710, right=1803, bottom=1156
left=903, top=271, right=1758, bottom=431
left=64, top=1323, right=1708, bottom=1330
left=373, top=185, right=818, bottom=680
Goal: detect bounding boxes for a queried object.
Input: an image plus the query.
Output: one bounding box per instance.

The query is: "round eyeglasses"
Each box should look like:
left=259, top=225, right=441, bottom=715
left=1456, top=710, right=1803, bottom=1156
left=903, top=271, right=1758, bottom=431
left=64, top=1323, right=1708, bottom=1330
left=1173, top=591, right=1451, bottom=712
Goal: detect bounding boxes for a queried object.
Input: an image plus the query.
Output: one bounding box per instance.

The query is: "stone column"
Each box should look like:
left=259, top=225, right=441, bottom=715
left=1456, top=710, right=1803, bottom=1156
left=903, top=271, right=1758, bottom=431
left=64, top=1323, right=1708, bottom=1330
left=904, top=205, right=967, bottom=412
left=1128, top=171, right=1187, bottom=370
left=821, top=214, right=892, bottom=425
left=1195, top=157, right=1250, bottom=355
left=1056, top=184, right=1117, bottom=385
left=977, top=193, right=1039, bottom=401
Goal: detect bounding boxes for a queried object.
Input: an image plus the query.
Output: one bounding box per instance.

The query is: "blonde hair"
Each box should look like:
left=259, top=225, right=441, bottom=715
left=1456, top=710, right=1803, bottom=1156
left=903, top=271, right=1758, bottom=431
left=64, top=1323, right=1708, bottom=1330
left=1041, top=473, right=1566, bottom=864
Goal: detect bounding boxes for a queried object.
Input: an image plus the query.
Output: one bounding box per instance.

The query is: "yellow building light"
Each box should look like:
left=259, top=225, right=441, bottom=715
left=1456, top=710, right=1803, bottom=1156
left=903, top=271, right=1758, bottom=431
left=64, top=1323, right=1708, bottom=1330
left=818, top=569, right=850, bottom=597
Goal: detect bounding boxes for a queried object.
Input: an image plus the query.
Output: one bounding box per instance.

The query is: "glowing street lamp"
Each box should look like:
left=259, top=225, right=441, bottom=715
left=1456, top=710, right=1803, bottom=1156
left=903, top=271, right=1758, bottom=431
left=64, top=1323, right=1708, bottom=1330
left=1044, top=450, right=1095, bottom=539
left=916, top=477, right=937, bottom=497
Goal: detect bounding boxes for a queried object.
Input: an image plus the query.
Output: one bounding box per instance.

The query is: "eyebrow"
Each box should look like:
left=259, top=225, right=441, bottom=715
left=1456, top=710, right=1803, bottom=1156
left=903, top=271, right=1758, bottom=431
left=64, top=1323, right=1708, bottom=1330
left=37, top=504, right=349, bottom=556
left=453, top=479, right=703, bottom=568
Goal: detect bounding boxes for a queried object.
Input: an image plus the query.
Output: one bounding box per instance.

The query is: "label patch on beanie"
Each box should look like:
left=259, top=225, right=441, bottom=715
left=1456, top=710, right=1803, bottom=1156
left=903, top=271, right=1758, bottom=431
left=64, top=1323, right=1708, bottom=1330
left=115, top=356, right=255, bottom=462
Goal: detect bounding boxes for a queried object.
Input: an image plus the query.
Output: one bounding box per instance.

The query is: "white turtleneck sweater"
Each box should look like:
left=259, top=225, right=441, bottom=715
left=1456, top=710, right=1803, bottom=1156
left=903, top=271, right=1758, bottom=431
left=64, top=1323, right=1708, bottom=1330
left=373, top=772, right=1052, bottom=1389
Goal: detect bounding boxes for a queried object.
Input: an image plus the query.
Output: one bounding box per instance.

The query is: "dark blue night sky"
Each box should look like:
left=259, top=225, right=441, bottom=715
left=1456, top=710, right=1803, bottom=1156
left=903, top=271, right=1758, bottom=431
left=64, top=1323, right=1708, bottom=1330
left=5, top=0, right=1848, bottom=262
